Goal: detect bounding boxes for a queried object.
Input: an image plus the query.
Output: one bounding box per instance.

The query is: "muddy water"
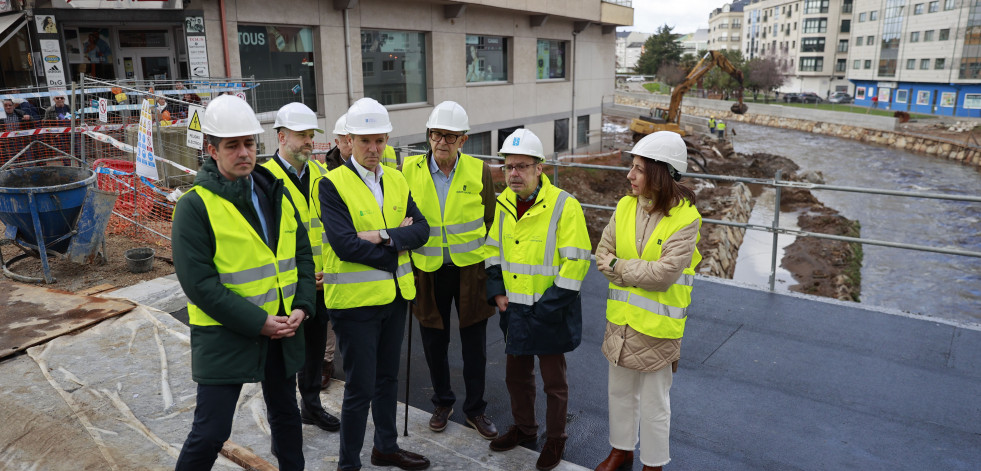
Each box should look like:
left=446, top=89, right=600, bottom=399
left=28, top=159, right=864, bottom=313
left=730, top=123, right=981, bottom=324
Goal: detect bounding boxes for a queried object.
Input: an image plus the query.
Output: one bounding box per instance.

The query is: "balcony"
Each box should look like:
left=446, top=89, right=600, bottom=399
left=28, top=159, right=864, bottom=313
left=601, top=0, right=634, bottom=26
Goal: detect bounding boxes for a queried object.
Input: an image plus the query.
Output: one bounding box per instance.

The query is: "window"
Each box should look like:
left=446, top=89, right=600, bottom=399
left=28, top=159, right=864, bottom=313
left=577, top=115, right=589, bottom=146
left=859, top=12, right=867, bottom=21
left=238, top=25, right=317, bottom=112
left=362, top=60, right=374, bottom=77
left=929, top=1, right=939, bottom=12
left=537, top=39, right=567, bottom=79
left=856, top=36, right=864, bottom=46
left=554, top=118, right=569, bottom=153
left=800, top=57, right=824, bottom=71
left=910, top=31, right=920, bottom=42
left=936, top=58, right=946, bottom=69
left=856, top=87, right=866, bottom=99
left=853, top=59, right=861, bottom=69
left=804, top=0, right=829, bottom=14
left=467, top=35, right=508, bottom=83
left=838, top=39, right=849, bottom=52
left=907, top=59, right=916, bottom=69
left=924, top=30, right=935, bottom=41
left=921, top=58, right=931, bottom=69
left=945, top=0, right=956, bottom=10
left=841, top=19, right=850, bottom=33
left=870, top=10, right=879, bottom=20
left=964, top=93, right=981, bottom=109
left=867, top=35, right=875, bottom=45
left=802, top=38, right=826, bottom=52
left=361, top=30, right=428, bottom=106
left=836, top=58, right=847, bottom=72
left=461, top=131, right=491, bottom=156
left=803, top=18, right=828, bottom=33
left=896, top=89, right=909, bottom=103
left=865, top=60, right=872, bottom=69
left=497, top=126, right=523, bottom=151
left=940, top=28, right=950, bottom=40
left=914, top=3, right=924, bottom=14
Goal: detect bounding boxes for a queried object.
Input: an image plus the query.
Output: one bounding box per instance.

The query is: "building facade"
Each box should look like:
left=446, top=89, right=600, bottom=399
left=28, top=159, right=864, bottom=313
left=743, top=0, right=854, bottom=96
left=849, top=0, right=981, bottom=117
left=709, top=1, right=748, bottom=51
left=0, top=0, right=632, bottom=155
left=615, top=30, right=649, bottom=73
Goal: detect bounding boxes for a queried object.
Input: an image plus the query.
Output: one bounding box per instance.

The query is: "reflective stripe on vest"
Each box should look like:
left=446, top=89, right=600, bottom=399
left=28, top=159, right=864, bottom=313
left=182, top=185, right=299, bottom=326
left=605, top=196, right=701, bottom=339
left=261, top=157, right=326, bottom=272
left=402, top=153, right=488, bottom=271
left=380, top=145, right=399, bottom=168
left=322, top=164, right=416, bottom=308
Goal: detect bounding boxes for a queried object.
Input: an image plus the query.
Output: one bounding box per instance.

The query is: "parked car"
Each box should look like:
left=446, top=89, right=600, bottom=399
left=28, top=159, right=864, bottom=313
left=782, top=93, right=802, bottom=103
left=785, top=92, right=823, bottom=103
left=626, top=76, right=646, bottom=82
left=829, top=92, right=853, bottom=104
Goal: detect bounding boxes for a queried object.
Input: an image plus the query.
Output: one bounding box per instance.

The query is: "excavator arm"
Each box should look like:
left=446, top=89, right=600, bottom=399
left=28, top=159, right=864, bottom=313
left=665, top=51, right=748, bottom=124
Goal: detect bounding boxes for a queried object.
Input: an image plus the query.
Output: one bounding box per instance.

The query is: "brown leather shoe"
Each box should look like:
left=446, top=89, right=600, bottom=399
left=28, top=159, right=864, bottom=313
left=489, top=425, right=537, bottom=452
left=595, top=448, right=633, bottom=471
left=641, top=466, right=662, bottom=471
left=370, top=447, right=430, bottom=470
left=536, top=437, right=567, bottom=471
left=428, top=406, right=453, bottom=432
left=466, top=414, right=499, bottom=439
left=321, top=360, right=333, bottom=390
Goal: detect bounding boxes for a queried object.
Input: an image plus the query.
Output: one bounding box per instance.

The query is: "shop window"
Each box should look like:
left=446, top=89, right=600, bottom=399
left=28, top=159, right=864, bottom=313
left=238, top=25, right=317, bottom=112
left=0, top=24, right=33, bottom=87
left=467, top=35, right=508, bottom=83
left=118, top=30, right=168, bottom=48
left=577, top=115, right=589, bottom=146
left=360, top=30, right=428, bottom=106
left=537, top=39, right=567, bottom=80
left=71, top=28, right=115, bottom=81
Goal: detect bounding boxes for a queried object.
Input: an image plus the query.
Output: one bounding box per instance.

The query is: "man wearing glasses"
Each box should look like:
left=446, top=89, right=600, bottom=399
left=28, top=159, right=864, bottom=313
left=402, top=101, right=499, bottom=440
left=44, top=92, right=71, bottom=121
left=484, top=128, right=590, bottom=471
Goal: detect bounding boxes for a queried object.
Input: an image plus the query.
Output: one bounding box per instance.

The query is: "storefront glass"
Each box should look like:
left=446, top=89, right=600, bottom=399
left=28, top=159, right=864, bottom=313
left=466, top=35, right=507, bottom=83
left=361, top=30, right=427, bottom=106
left=238, top=24, right=317, bottom=112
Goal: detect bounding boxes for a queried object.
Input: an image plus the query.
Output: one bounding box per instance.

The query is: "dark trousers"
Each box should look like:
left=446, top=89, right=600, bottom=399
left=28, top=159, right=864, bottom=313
left=330, top=299, right=407, bottom=470
left=175, top=340, right=303, bottom=471
left=419, top=264, right=488, bottom=417
left=506, top=353, right=568, bottom=440
left=297, top=297, right=329, bottom=413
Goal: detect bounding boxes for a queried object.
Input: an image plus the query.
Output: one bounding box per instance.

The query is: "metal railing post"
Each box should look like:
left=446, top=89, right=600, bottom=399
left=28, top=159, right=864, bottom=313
left=769, top=169, right=782, bottom=292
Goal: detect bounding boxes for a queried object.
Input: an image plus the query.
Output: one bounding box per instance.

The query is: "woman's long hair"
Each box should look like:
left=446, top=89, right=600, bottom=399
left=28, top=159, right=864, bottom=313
left=636, top=159, right=696, bottom=215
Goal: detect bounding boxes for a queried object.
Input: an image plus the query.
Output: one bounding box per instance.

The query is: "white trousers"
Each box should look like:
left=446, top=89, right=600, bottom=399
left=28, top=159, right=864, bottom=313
left=607, top=362, right=673, bottom=467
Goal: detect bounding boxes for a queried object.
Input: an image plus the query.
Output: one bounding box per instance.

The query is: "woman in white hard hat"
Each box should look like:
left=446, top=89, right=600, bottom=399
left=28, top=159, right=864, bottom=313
left=593, top=131, right=702, bottom=471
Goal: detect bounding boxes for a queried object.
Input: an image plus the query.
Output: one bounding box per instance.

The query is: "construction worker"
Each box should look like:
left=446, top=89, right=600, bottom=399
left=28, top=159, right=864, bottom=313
left=319, top=97, right=431, bottom=471
left=485, top=129, right=591, bottom=471
left=716, top=118, right=726, bottom=140
left=172, top=95, right=316, bottom=471
left=708, top=116, right=716, bottom=137
left=381, top=143, right=401, bottom=168
left=402, top=101, right=498, bottom=439
left=261, top=102, right=340, bottom=433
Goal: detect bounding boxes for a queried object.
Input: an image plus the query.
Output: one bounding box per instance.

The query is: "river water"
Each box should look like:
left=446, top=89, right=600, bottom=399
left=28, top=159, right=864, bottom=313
left=728, top=123, right=981, bottom=324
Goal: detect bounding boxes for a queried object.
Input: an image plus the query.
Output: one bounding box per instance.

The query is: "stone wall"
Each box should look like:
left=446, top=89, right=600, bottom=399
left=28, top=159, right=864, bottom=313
left=616, top=93, right=981, bottom=167
left=697, top=182, right=753, bottom=279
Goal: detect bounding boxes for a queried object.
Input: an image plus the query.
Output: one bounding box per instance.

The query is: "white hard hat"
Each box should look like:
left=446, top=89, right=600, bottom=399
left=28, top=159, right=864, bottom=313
left=426, top=101, right=469, bottom=132
left=344, top=97, right=392, bottom=134
left=201, top=94, right=264, bottom=137
left=333, top=114, right=348, bottom=135
left=274, top=102, right=323, bottom=133
left=630, top=131, right=687, bottom=174
left=498, top=128, right=545, bottom=160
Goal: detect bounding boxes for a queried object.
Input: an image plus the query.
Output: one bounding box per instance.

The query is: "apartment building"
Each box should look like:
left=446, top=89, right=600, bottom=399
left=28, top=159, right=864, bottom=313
left=849, top=0, right=981, bottom=116
left=742, top=0, right=854, bottom=95
left=616, top=30, right=651, bottom=73
left=709, top=0, right=749, bottom=51
left=680, top=28, right=711, bottom=56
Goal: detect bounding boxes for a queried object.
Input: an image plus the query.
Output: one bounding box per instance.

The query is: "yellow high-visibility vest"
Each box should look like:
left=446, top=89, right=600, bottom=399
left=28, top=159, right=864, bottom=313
left=381, top=145, right=399, bottom=169
left=606, top=196, right=701, bottom=339
left=261, top=157, right=327, bottom=272
left=321, top=165, right=415, bottom=308
left=183, top=186, right=299, bottom=326
left=402, top=152, right=487, bottom=271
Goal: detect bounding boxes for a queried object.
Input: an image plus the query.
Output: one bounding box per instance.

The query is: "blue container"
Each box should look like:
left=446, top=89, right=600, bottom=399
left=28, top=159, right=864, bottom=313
left=0, top=166, right=96, bottom=253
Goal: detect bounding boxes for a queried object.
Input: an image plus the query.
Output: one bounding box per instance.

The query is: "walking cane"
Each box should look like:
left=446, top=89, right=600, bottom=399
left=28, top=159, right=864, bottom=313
left=403, top=305, right=412, bottom=436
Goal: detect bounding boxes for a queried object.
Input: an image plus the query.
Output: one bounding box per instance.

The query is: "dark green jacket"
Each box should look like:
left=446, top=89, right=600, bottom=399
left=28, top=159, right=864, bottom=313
left=172, top=157, right=316, bottom=385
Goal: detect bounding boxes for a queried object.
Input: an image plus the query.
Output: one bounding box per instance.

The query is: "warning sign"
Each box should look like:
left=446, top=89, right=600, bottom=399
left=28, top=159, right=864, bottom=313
left=186, top=105, right=205, bottom=150
left=135, top=99, right=158, bottom=181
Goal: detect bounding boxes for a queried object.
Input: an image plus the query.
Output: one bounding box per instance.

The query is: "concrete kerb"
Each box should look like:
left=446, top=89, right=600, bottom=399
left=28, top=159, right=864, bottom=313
left=101, top=276, right=589, bottom=470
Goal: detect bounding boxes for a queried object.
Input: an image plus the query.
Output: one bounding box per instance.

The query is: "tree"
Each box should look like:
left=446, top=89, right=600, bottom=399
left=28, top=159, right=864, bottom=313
left=745, top=56, right=788, bottom=102
left=658, top=62, right=687, bottom=87
left=702, top=49, right=745, bottom=99
left=634, top=24, right=683, bottom=76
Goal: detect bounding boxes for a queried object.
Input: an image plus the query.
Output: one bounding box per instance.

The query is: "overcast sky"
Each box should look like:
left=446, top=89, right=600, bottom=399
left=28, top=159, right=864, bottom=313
left=623, top=0, right=720, bottom=35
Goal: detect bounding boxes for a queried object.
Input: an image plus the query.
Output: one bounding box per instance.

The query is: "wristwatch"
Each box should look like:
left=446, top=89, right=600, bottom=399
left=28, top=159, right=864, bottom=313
left=379, top=229, right=390, bottom=243
left=609, top=257, right=618, bottom=269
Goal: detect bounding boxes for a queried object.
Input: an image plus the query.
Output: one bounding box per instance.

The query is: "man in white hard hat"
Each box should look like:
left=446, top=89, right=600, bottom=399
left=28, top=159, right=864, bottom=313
left=261, top=102, right=340, bottom=434
left=402, top=101, right=498, bottom=440
left=484, top=128, right=591, bottom=471
left=172, top=95, right=316, bottom=471
left=323, top=113, right=352, bottom=171
left=319, top=97, right=431, bottom=471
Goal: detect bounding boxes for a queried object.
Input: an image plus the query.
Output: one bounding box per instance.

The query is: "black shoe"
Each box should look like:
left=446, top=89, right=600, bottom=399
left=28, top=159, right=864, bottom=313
left=301, top=407, right=340, bottom=432
left=370, top=447, right=430, bottom=470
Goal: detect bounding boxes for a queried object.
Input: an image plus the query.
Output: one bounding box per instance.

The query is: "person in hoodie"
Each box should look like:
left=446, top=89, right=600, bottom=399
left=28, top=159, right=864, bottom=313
left=171, top=95, right=315, bottom=471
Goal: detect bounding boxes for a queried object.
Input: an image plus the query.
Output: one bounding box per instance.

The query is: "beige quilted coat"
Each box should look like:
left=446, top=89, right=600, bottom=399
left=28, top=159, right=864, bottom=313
left=596, top=195, right=700, bottom=373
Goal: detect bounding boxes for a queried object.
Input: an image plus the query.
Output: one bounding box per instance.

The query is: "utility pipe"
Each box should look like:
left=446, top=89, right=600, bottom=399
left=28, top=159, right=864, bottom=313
left=220, top=0, right=231, bottom=76
left=344, top=8, right=355, bottom=106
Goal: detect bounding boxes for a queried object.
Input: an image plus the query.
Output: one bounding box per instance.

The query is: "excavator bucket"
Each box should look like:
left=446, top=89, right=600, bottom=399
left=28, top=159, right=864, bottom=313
left=731, top=103, right=748, bottom=114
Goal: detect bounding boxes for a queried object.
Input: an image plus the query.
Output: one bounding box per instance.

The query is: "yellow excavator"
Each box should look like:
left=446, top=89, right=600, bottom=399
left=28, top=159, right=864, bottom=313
left=630, top=50, right=749, bottom=141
